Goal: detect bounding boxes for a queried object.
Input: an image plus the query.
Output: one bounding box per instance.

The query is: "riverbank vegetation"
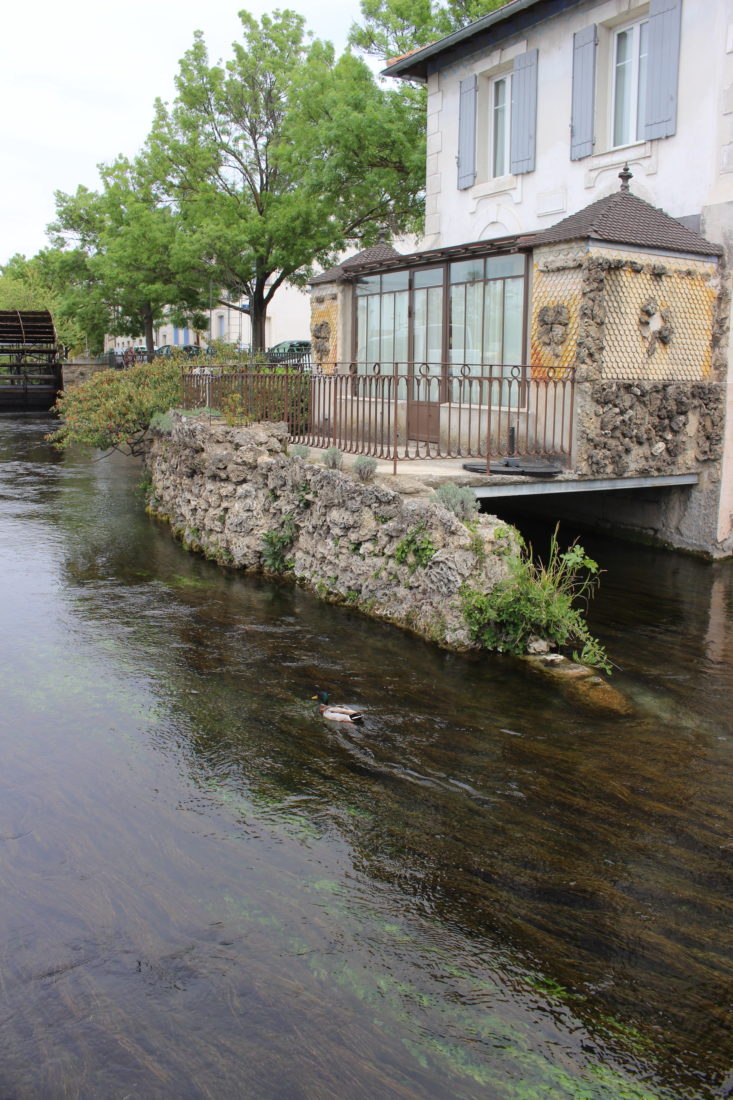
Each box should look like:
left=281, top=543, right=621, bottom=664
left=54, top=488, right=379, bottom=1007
left=461, top=529, right=611, bottom=672
left=48, top=357, right=183, bottom=456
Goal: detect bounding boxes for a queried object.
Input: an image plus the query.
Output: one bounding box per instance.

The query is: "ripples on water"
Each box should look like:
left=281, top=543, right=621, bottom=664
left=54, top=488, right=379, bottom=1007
left=0, top=416, right=731, bottom=1099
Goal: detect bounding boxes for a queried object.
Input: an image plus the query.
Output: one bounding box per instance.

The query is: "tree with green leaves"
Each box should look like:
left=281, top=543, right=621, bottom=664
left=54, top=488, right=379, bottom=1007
left=50, top=153, right=208, bottom=360
left=350, top=0, right=508, bottom=60
left=0, top=250, right=103, bottom=354
left=146, top=9, right=424, bottom=350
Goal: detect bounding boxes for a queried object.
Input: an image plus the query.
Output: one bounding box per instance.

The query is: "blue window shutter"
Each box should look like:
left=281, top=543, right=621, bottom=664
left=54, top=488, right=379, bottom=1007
left=510, top=50, right=538, bottom=175
left=645, top=0, right=681, bottom=139
left=570, top=25, right=597, bottom=160
left=457, top=75, right=477, bottom=189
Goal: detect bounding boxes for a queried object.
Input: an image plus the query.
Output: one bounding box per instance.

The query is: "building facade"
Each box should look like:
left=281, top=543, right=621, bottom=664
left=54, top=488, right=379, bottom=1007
left=309, top=0, right=733, bottom=556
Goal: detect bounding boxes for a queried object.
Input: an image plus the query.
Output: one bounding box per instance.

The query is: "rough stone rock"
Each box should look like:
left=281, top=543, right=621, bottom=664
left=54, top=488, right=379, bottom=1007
left=146, top=416, right=517, bottom=652
left=523, top=654, right=633, bottom=715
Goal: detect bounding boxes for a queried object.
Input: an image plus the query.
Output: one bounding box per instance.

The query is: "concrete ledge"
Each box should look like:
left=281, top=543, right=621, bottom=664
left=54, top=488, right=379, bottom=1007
left=472, top=473, right=700, bottom=498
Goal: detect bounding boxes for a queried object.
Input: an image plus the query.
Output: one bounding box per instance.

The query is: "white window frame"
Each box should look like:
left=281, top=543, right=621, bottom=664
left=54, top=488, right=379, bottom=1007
left=489, top=73, right=512, bottom=178
left=610, top=17, right=649, bottom=149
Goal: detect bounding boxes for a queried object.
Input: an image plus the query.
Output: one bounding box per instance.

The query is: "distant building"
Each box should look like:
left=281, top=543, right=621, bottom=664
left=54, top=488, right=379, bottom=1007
left=105, top=281, right=311, bottom=353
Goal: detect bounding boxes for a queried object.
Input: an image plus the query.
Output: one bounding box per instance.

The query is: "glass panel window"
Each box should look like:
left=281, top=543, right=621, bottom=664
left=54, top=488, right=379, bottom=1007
left=356, top=298, right=367, bottom=362
left=426, top=286, right=443, bottom=363
left=502, top=278, right=524, bottom=365
left=491, top=75, right=511, bottom=177
left=381, top=270, right=409, bottom=292
left=366, top=295, right=381, bottom=363
left=413, top=288, right=428, bottom=363
left=413, top=267, right=444, bottom=289
left=464, top=282, right=483, bottom=363
left=450, top=259, right=484, bottom=284
left=354, top=274, right=381, bottom=297
left=612, top=20, right=649, bottom=148
left=483, top=280, right=503, bottom=363
left=380, top=294, right=395, bottom=363
left=394, top=292, right=409, bottom=362
left=486, top=254, right=525, bottom=279
left=450, top=285, right=466, bottom=364
left=352, top=258, right=525, bottom=394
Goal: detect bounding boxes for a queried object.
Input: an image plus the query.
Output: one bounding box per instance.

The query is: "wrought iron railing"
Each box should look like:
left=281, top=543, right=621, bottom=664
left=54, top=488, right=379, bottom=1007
left=182, top=362, right=575, bottom=469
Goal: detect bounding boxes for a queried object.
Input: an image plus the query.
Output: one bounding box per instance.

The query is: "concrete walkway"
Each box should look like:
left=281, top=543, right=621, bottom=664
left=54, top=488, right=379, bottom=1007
left=302, top=444, right=564, bottom=497
left=302, top=445, right=699, bottom=502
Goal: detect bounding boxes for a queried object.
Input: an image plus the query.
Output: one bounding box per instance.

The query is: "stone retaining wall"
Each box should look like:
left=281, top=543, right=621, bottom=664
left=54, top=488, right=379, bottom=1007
left=62, top=360, right=109, bottom=388
left=575, top=379, right=725, bottom=478
left=146, top=414, right=515, bottom=650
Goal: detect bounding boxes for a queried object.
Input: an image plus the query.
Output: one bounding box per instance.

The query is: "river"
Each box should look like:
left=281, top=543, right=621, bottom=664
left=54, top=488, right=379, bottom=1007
left=0, top=415, right=731, bottom=1099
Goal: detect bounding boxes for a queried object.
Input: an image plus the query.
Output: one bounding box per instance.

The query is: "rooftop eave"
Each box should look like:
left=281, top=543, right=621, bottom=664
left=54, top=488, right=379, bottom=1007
left=382, top=0, right=578, bottom=82
left=341, top=234, right=527, bottom=277
left=527, top=233, right=724, bottom=261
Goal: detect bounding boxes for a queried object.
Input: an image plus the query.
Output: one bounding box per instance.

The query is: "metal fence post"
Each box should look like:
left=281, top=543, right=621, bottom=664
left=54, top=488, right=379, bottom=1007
left=392, top=365, right=398, bottom=476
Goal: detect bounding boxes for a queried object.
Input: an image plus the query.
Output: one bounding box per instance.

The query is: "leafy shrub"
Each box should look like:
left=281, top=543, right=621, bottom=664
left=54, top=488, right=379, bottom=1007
left=290, top=444, right=310, bottom=459
left=394, top=523, right=436, bottom=573
left=221, top=392, right=254, bottom=426
left=323, top=446, right=343, bottom=469
left=353, top=455, right=378, bottom=482
left=460, top=527, right=610, bottom=672
left=433, top=481, right=479, bottom=521
left=48, top=357, right=183, bottom=455
left=261, top=514, right=297, bottom=574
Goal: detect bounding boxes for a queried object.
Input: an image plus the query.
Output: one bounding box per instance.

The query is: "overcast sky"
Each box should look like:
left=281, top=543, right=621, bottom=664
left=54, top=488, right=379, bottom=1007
left=0, top=0, right=366, bottom=266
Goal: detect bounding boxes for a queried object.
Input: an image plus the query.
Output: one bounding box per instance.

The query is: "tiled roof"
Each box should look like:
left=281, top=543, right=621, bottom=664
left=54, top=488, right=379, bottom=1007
left=529, top=189, right=723, bottom=257
left=310, top=243, right=403, bottom=285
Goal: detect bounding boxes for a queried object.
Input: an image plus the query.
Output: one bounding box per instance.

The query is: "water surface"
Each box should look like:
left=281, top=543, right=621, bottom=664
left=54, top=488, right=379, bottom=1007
left=1, top=416, right=731, bottom=1098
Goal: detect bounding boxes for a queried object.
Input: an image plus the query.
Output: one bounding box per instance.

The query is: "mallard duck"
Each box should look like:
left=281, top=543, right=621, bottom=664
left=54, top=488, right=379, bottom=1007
left=312, top=690, right=363, bottom=724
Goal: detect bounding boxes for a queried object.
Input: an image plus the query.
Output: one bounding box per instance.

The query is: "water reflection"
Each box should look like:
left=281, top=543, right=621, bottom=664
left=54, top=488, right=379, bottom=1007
left=0, top=417, right=731, bottom=1098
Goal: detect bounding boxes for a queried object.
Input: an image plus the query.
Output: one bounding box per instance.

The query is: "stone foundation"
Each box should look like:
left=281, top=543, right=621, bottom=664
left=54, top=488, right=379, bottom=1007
left=146, top=415, right=516, bottom=650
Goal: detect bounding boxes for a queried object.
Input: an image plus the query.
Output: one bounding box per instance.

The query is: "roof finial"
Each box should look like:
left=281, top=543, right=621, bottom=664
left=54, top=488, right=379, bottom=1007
left=619, top=163, right=632, bottom=192
left=378, top=228, right=387, bottom=245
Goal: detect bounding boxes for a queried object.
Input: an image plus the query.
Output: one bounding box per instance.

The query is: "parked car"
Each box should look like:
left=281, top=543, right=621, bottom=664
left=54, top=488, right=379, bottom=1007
left=154, top=344, right=202, bottom=359
left=266, top=339, right=311, bottom=363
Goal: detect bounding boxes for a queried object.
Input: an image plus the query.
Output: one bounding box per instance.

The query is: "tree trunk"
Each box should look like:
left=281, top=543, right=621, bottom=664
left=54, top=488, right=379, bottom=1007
left=249, top=282, right=267, bottom=353
left=142, top=304, right=156, bottom=362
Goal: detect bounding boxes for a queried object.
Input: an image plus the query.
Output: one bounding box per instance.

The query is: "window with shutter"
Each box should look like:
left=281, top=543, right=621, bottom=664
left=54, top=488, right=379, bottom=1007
left=644, top=0, right=681, bottom=139
left=573, top=0, right=680, bottom=159
left=570, top=25, right=596, bottom=160
left=457, top=75, right=478, bottom=190
left=510, top=49, right=538, bottom=175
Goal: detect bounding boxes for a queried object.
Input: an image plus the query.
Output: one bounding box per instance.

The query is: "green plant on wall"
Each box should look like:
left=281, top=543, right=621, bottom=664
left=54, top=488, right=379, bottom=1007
left=432, top=482, right=479, bottom=521
left=323, top=446, right=343, bottom=469
left=394, top=524, right=436, bottom=574
left=261, top=514, right=297, bottom=574
left=221, top=392, right=254, bottom=427
left=353, top=455, right=377, bottom=482
left=460, top=527, right=610, bottom=672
